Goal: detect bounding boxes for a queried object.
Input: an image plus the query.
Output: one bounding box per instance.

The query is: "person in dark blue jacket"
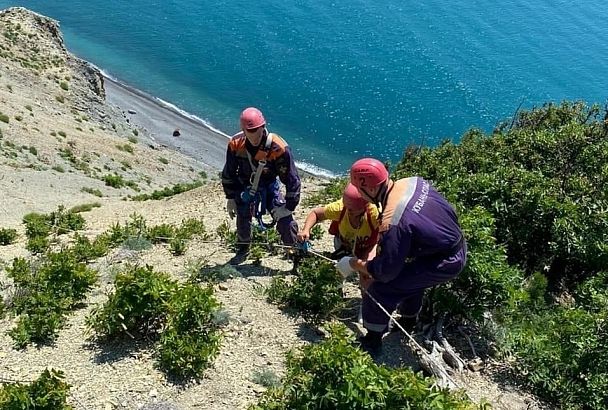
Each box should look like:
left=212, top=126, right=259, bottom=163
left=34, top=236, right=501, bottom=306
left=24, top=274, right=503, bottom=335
left=338, top=158, right=467, bottom=353
left=221, top=107, right=301, bottom=263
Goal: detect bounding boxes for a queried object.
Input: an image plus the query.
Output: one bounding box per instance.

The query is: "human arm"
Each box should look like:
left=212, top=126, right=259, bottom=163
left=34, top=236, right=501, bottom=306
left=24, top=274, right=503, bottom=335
left=276, top=146, right=301, bottom=211
left=297, top=207, right=326, bottom=242
left=221, top=145, right=243, bottom=200
left=348, top=226, right=411, bottom=283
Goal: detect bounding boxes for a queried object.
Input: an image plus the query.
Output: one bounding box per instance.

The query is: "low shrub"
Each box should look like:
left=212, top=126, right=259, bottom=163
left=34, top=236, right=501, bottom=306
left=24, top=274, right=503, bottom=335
left=0, top=369, right=72, bottom=409
left=250, top=324, right=485, bottom=410
left=131, top=180, right=203, bottom=201
left=498, top=271, right=608, bottom=410
left=266, top=258, right=343, bottom=324
left=7, top=251, right=97, bottom=347
left=157, top=284, right=223, bottom=378
left=0, top=227, right=18, bottom=245
left=116, top=143, right=134, bottom=154
left=81, top=186, right=103, bottom=197
left=87, top=265, right=177, bottom=339
left=69, top=202, right=101, bottom=214
left=303, top=177, right=347, bottom=207
left=103, top=174, right=126, bottom=188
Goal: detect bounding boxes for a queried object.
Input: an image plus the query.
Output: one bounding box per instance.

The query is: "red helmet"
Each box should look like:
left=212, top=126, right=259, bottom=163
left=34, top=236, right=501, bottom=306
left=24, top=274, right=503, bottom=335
left=350, top=158, right=389, bottom=190
left=240, top=107, right=266, bottom=130
left=342, top=182, right=368, bottom=211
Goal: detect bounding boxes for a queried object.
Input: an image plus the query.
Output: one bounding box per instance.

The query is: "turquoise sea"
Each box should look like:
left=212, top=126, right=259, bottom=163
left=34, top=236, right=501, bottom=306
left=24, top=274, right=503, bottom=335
left=2, top=1, right=607, bottom=174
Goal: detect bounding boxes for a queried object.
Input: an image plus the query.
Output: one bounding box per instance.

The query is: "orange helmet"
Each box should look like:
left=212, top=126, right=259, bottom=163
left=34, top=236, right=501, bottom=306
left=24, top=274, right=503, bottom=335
left=240, top=107, right=266, bottom=130
left=342, top=183, right=368, bottom=211
left=350, top=158, right=388, bottom=190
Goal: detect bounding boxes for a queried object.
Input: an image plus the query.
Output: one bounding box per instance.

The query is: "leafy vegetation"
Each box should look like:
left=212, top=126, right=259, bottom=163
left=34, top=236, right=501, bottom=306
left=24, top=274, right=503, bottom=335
left=266, top=258, right=344, bottom=324
left=250, top=324, right=485, bottom=410
left=303, top=177, right=348, bottom=207
left=391, top=102, right=608, bottom=410
left=157, top=283, right=224, bottom=378
left=22, top=206, right=86, bottom=254
left=0, top=227, right=18, bottom=245
left=0, top=369, right=72, bottom=409
left=6, top=250, right=97, bottom=348
left=87, top=265, right=176, bottom=338
left=87, top=265, right=224, bottom=378
left=131, top=180, right=203, bottom=201
left=81, top=186, right=103, bottom=197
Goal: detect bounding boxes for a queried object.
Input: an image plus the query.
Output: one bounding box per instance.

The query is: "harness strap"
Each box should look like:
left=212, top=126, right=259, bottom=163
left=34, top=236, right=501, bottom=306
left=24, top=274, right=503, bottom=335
left=246, top=133, right=273, bottom=196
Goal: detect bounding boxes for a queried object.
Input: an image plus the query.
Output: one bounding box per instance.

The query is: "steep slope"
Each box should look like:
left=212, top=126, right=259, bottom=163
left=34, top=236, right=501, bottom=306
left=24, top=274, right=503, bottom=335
left=0, top=7, right=550, bottom=410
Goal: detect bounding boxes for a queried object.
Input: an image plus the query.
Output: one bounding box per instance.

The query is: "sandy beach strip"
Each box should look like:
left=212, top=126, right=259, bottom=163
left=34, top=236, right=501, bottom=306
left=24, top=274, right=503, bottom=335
left=103, top=75, right=230, bottom=171
left=102, top=75, right=324, bottom=180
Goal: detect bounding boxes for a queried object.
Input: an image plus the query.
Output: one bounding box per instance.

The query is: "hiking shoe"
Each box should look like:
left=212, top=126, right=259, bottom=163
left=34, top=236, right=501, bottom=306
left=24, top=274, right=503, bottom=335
left=356, top=330, right=383, bottom=356
left=228, top=244, right=250, bottom=265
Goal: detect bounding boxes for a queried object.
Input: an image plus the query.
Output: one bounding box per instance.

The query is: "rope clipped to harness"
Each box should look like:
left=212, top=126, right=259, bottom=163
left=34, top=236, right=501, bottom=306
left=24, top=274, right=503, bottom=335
left=241, top=186, right=276, bottom=231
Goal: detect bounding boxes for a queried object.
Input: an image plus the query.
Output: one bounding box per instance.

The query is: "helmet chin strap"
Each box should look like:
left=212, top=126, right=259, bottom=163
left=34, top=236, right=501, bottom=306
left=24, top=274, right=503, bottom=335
left=361, top=182, right=388, bottom=211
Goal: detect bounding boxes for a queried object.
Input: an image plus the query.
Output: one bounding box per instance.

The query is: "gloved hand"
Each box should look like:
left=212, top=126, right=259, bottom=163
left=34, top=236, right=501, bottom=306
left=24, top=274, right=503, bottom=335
left=226, top=199, right=237, bottom=219
left=336, top=256, right=355, bottom=279
left=271, top=205, right=292, bottom=221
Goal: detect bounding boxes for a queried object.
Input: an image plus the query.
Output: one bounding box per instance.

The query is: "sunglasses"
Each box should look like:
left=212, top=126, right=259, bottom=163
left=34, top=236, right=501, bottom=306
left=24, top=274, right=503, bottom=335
left=245, top=126, right=262, bottom=133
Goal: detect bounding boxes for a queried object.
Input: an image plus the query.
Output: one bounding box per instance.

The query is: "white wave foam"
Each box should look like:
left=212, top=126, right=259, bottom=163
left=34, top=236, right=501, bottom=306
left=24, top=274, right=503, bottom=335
left=295, top=161, right=338, bottom=179
left=153, top=97, right=231, bottom=138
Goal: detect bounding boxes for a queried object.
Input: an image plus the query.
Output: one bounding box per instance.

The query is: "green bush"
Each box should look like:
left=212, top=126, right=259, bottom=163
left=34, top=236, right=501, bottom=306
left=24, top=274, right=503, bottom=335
left=87, top=265, right=177, bottom=339
left=103, top=174, right=125, bottom=188
left=0, top=112, right=9, bottom=123
left=106, top=213, right=148, bottom=247
left=157, top=284, right=223, bottom=378
left=250, top=324, right=484, bottom=410
left=433, top=206, right=525, bottom=320
left=303, top=177, right=348, bottom=207
left=69, top=202, right=101, bottom=214
left=266, top=258, right=343, bottom=324
left=390, top=101, right=608, bottom=410
left=71, top=233, right=110, bottom=263
left=59, top=81, right=69, bottom=91
left=81, top=186, right=103, bottom=197
left=116, top=143, right=134, bottom=154
left=393, top=102, right=608, bottom=292
left=0, top=369, right=72, bottom=409
left=0, top=227, right=18, bottom=245
left=147, top=224, right=176, bottom=244
left=7, top=251, right=97, bottom=348
left=498, top=272, right=608, bottom=410
left=131, top=180, right=203, bottom=201
left=158, top=157, right=169, bottom=165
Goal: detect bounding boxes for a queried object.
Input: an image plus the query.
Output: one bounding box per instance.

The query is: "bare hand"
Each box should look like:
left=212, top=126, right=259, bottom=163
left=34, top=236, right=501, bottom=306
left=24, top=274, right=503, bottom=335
left=297, top=230, right=310, bottom=242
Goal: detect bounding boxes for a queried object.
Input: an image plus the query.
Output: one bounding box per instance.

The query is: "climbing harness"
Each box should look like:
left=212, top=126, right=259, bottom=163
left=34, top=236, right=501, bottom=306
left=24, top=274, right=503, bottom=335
left=241, top=134, right=277, bottom=230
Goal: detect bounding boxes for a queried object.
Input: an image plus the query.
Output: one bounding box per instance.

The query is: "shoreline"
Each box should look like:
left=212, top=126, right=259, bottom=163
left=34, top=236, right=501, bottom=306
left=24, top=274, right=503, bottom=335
left=103, top=75, right=230, bottom=171
left=102, top=74, right=332, bottom=179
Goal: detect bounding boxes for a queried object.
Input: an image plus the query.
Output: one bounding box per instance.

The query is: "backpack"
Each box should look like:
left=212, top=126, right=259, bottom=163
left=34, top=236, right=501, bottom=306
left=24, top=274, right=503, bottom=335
left=328, top=207, right=379, bottom=258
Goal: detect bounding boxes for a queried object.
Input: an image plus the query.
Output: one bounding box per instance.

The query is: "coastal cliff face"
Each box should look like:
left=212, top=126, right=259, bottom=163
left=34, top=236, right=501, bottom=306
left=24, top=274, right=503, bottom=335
left=0, top=7, right=207, bottom=225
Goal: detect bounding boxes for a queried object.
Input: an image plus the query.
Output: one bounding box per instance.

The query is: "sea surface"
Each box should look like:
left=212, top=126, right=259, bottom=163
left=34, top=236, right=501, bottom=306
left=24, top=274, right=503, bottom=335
left=2, top=1, right=607, bottom=174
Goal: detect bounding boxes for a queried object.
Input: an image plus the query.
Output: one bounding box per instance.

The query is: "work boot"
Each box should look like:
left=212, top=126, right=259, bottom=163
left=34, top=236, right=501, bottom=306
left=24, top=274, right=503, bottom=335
left=356, top=330, right=383, bottom=356
left=228, top=244, right=250, bottom=265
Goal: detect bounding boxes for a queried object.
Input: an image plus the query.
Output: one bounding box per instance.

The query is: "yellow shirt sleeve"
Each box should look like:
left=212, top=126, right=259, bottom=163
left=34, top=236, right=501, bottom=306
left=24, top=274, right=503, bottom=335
left=367, top=204, right=380, bottom=228
left=324, top=199, right=344, bottom=221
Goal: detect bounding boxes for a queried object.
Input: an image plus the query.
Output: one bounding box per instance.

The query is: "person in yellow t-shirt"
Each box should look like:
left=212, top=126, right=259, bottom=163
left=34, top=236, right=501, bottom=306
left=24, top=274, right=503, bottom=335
left=297, top=183, right=380, bottom=260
